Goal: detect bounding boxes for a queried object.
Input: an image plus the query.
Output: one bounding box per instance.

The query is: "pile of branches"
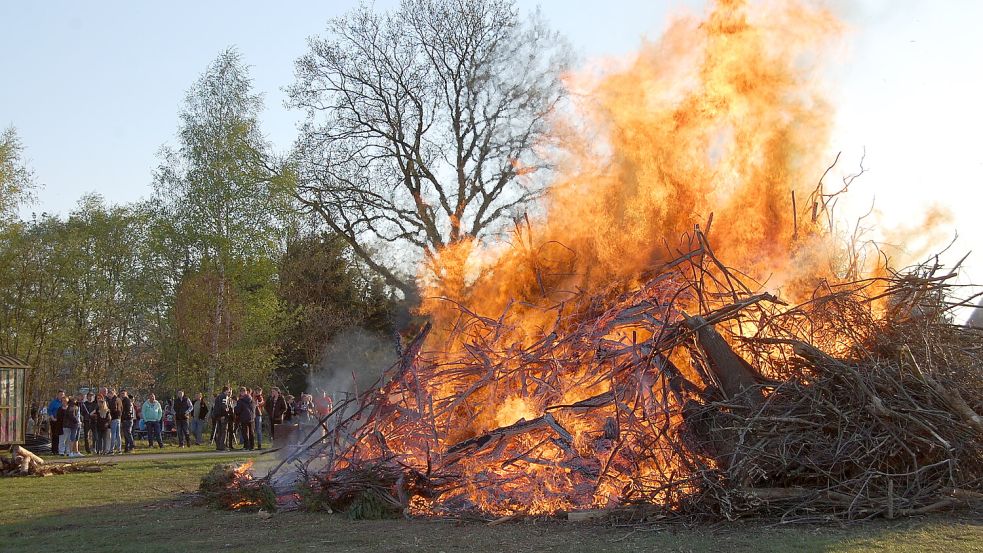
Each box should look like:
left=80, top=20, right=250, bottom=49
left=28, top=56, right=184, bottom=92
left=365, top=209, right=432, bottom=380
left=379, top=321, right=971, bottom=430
left=263, top=231, right=982, bottom=522
left=681, top=259, right=983, bottom=521
left=1, top=446, right=108, bottom=477
left=199, top=462, right=276, bottom=511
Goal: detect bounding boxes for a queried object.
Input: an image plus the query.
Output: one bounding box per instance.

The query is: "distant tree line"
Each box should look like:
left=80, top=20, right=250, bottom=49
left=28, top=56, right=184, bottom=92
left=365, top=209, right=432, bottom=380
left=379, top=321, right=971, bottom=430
left=0, top=0, right=569, bottom=400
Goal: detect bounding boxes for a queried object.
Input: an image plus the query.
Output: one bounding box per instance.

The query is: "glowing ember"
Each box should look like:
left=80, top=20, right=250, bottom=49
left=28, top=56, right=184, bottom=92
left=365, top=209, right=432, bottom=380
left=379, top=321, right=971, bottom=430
left=227, top=461, right=260, bottom=509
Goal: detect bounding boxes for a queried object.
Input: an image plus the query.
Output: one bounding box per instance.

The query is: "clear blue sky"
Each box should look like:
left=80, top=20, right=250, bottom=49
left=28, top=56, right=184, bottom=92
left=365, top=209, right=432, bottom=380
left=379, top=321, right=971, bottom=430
left=2, top=0, right=982, bottom=289
left=0, top=0, right=698, bottom=215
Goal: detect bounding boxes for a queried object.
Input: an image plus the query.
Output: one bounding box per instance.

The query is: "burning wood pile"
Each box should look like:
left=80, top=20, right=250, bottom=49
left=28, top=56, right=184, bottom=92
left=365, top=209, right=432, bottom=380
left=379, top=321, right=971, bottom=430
left=1, top=445, right=108, bottom=477
left=199, top=460, right=276, bottom=511
left=250, top=232, right=982, bottom=522
left=223, top=0, right=983, bottom=523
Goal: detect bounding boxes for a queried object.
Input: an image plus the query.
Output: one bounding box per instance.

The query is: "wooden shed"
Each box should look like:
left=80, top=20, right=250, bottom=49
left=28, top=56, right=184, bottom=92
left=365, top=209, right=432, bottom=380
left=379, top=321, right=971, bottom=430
left=0, top=355, right=29, bottom=447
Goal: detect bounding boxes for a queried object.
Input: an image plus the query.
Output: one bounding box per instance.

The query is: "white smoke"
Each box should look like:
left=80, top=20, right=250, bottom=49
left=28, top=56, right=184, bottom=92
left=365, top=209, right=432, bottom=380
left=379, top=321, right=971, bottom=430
left=308, top=327, right=398, bottom=401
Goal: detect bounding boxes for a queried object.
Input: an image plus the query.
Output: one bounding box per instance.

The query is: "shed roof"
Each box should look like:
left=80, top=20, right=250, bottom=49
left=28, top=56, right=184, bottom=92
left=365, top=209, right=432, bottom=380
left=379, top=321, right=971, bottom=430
left=0, top=355, right=30, bottom=369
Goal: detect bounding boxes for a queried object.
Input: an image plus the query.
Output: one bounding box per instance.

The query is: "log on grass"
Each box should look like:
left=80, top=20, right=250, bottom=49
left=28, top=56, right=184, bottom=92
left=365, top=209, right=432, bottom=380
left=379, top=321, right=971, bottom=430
left=13, top=445, right=45, bottom=466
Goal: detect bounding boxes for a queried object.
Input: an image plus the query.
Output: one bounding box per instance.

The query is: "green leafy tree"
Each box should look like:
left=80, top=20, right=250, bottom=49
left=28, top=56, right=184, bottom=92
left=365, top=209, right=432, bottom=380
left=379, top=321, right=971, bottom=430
left=0, top=198, right=169, bottom=401
left=0, top=127, right=37, bottom=223
left=155, top=48, right=287, bottom=392
left=276, top=231, right=395, bottom=393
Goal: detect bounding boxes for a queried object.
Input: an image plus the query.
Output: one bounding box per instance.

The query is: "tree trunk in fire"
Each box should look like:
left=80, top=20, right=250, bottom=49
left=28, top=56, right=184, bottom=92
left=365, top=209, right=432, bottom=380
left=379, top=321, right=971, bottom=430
left=682, top=316, right=768, bottom=474
left=684, top=315, right=764, bottom=405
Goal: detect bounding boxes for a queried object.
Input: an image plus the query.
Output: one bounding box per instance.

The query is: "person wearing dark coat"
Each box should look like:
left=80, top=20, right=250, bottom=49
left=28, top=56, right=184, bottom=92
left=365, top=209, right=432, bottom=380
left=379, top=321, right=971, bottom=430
left=120, top=390, right=136, bottom=453
left=54, top=396, right=68, bottom=455
left=265, top=388, right=289, bottom=440
left=94, top=396, right=112, bottom=455
left=234, top=387, right=256, bottom=451
left=173, top=390, right=194, bottom=448
left=212, top=387, right=233, bottom=451
left=81, top=392, right=96, bottom=454
left=47, top=390, right=66, bottom=455
left=106, top=389, right=123, bottom=454
left=190, top=392, right=209, bottom=446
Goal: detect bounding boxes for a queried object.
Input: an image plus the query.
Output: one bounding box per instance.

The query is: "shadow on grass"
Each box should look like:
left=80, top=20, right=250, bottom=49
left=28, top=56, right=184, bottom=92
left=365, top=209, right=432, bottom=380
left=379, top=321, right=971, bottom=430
left=2, top=499, right=980, bottom=553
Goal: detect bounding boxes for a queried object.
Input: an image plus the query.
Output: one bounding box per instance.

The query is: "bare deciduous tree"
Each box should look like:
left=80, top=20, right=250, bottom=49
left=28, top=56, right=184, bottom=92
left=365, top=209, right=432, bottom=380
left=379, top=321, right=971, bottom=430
left=287, top=0, right=570, bottom=297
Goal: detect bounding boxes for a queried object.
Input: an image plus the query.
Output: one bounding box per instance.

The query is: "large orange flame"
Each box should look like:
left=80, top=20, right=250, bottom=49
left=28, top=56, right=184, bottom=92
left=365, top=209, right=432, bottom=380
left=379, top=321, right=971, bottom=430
left=342, top=0, right=919, bottom=516
left=422, top=0, right=846, bottom=343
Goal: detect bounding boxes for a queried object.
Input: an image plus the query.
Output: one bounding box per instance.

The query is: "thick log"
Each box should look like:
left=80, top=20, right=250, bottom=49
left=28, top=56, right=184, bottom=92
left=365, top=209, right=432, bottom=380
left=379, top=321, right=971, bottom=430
left=684, top=316, right=764, bottom=404
left=445, top=416, right=548, bottom=458
left=13, top=445, right=44, bottom=466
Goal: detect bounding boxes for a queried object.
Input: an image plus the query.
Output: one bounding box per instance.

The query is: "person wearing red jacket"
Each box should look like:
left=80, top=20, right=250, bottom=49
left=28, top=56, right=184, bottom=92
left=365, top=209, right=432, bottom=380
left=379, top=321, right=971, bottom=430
left=315, top=390, right=333, bottom=419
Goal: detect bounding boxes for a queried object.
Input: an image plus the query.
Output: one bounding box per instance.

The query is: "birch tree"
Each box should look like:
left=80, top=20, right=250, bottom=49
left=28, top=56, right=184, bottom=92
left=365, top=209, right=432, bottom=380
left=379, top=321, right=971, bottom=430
left=155, top=48, right=285, bottom=392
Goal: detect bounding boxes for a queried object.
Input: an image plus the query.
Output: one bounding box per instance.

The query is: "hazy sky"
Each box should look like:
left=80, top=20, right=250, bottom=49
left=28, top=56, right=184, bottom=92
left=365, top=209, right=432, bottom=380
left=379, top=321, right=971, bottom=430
left=2, top=0, right=982, bottom=286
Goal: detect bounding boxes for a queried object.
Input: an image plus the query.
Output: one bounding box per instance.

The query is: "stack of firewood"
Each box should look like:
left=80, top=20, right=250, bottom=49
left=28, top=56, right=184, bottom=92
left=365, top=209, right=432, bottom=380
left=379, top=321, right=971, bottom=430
left=1, top=446, right=106, bottom=477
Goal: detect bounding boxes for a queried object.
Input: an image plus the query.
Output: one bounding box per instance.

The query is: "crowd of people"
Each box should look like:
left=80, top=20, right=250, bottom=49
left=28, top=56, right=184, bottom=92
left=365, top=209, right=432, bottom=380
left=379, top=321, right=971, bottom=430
left=35, top=386, right=335, bottom=457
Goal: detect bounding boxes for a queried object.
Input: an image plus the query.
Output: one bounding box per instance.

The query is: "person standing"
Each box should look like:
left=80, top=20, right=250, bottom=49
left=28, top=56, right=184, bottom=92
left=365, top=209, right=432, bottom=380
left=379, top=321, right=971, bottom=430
left=190, top=392, right=209, bottom=446
left=226, top=387, right=242, bottom=449
left=173, top=390, right=193, bottom=448
left=234, top=387, right=256, bottom=451
left=55, top=396, right=69, bottom=455
left=208, top=392, right=219, bottom=444
left=95, top=385, right=109, bottom=450
left=93, top=396, right=112, bottom=454
left=120, top=389, right=136, bottom=453
left=81, top=392, right=96, bottom=454
left=47, top=390, right=66, bottom=455
left=65, top=397, right=84, bottom=458
left=294, top=393, right=312, bottom=422
left=142, top=393, right=164, bottom=448
left=107, top=388, right=123, bottom=454
left=252, top=387, right=266, bottom=449
left=212, top=387, right=232, bottom=451
left=73, top=392, right=86, bottom=450
left=91, top=392, right=106, bottom=454
left=163, top=398, right=174, bottom=434
left=36, top=404, right=49, bottom=436
left=285, top=395, right=296, bottom=422
left=265, top=387, right=289, bottom=440
left=314, top=391, right=334, bottom=439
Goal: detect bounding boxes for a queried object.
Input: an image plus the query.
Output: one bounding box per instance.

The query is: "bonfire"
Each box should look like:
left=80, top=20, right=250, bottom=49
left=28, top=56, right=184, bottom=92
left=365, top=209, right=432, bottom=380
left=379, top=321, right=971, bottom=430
left=231, top=0, right=983, bottom=522
left=199, top=460, right=276, bottom=511
left=255, top=231, right=981, bottom=522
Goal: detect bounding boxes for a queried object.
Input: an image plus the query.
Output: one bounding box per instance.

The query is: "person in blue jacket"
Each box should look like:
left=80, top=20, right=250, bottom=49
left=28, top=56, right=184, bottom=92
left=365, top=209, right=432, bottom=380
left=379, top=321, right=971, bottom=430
left=142, top=393, right=164, bottom=448
left=47, top=390, right=66, bottom=455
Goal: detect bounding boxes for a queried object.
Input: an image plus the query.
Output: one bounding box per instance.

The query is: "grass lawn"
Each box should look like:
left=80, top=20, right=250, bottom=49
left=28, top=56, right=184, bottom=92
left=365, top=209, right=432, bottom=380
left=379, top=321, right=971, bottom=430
left=0, top=453, right=980, bottom=553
